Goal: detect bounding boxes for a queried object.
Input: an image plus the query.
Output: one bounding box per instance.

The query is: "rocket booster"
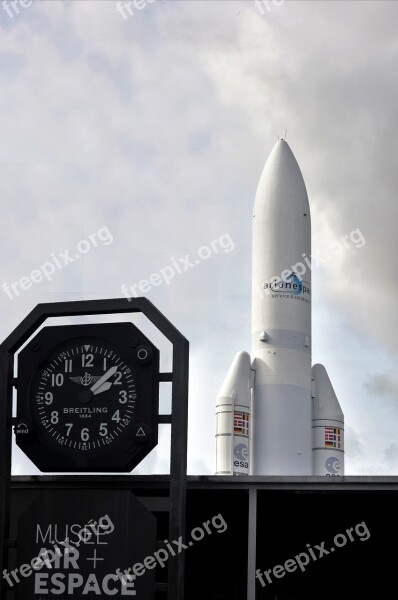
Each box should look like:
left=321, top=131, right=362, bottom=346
left=215, top=352, right=252, bottom=476
left=312, top=363, right=344, bottom=476
left=215, top=139, right=344, bottom=476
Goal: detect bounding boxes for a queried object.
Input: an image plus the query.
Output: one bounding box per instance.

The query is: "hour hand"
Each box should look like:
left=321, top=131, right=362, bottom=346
left=90, top=366, right=118, bottom=393
left=93, top=382, right=113, bottom=396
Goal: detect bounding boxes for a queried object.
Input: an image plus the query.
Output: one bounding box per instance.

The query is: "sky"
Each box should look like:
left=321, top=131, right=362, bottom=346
left=1, top=0, right=397, bottom=476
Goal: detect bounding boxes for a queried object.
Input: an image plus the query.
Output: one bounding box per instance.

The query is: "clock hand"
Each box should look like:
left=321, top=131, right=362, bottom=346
left=90, top=366, right=118, bottom=393
left=93, top=382, right=113, bottom=396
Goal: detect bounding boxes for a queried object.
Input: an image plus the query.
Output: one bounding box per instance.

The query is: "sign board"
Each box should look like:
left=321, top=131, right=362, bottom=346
left=15, top=490, right=156, bottom=599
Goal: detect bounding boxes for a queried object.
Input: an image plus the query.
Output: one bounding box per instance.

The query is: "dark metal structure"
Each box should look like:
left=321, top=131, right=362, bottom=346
left=8, top=474, right=398, bottom=599
left=0, top=298, right=189, bottom=600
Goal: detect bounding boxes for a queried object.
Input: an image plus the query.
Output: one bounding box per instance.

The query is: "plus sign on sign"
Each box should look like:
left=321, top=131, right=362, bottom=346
left=14, top=490, right=156, bottom=599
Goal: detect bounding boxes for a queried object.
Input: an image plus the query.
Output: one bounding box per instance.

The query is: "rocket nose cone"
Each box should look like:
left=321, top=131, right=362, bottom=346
left=312, top=364, right=344, bottom=421
left=254, top=139, right=309, bottom=216
left=267, top=139, right=300, bottom=168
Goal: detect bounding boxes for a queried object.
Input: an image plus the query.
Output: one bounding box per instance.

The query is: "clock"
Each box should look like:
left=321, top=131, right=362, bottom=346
left=16, top=322, right=160, bottom=472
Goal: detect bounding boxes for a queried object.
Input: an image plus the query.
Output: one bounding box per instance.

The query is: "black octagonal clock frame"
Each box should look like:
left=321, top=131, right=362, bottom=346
left=16, top=322, right=160, bottom=473
left=0, top=297, right=189, bottom=600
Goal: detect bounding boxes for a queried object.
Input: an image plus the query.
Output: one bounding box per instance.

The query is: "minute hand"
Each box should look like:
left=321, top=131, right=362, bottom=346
left=90, top=366, right=118, bottom=393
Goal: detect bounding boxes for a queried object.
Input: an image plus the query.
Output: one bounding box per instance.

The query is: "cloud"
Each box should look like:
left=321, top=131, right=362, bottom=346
left=365, top=371, right=398, bottom=403
left=1, top=0, right=398, bottom=474
left=384, top=443, right=398, bottom=464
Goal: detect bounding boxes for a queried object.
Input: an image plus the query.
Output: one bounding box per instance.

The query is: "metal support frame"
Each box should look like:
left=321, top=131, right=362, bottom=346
left=247, top=488, right=257, bottom=600
left=0, top=298, right=189, bottom=600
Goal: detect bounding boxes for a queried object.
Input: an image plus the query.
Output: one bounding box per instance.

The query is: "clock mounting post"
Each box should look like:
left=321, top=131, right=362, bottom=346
left=0, top=297, right=189, bottom=600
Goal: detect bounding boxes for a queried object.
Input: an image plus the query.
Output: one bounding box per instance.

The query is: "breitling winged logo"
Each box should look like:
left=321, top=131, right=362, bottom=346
left=69, top=372, right=102, bottom=387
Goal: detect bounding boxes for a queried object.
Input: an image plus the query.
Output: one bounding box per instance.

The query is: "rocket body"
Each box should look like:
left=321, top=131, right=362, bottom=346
left=251, top=140, right=312, bottom=475
left=215, top=138, right=344, bottom=477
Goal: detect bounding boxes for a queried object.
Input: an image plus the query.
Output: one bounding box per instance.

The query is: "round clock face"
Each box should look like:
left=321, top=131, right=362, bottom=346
left=31, top=338, right=136, bottom=456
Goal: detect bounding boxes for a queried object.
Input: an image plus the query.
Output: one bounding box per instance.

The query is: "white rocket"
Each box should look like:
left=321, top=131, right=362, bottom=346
left=215, top=139, right=344, bottom=476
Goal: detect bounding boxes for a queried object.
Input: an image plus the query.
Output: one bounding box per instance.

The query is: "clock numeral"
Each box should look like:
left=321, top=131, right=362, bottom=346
left=81, top=428, right=90, bottom=442
left=119, top=390, right=128, bottom=404
left=113, top=371, right=122, bottom=385
left=51, top=373, right=64, bottom=387
left=51, top=411, right=59, bottom=425
left=65, top=423, right=73, bottom=437
left=82, top=354, right=94, bottom=368
left=112, top=410, right=120, bottom=423
left=103, top=358, right=107, bottom=371
left=64, top=359, right=73, bottom=373
left=99, top=423, right=108, bottom=437
left=44, top=392, right=53, bottom=405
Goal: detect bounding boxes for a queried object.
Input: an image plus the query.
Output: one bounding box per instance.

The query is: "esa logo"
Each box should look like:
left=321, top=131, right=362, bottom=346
left=325, top=456, right=341, bottom=476
left=234, top=443, right=249, bottom=469
left=234, top=460, right=249, bottom=468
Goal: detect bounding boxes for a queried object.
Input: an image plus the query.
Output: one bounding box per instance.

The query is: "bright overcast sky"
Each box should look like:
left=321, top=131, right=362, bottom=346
left=1, top=0, right=397, bottom=476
